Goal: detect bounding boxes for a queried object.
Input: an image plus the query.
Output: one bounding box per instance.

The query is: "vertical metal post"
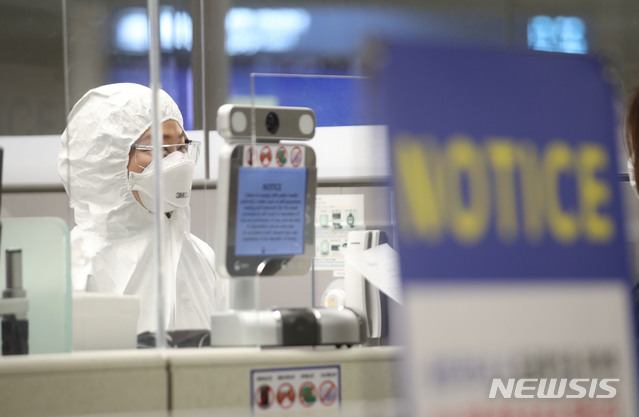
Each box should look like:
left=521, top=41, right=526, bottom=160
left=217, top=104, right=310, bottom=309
left=147, top=0, right=167, bottom=348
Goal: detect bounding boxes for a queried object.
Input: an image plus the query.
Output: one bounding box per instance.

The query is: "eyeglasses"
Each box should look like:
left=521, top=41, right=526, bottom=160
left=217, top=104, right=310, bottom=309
left=131, top=140, right=201, bottom=169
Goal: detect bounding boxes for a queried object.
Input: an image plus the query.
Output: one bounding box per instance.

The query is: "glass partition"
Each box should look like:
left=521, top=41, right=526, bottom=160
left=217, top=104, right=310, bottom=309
left=243, top=73, right=397, bottom=347
left=0, top=1, right=638, bottom=416
left=61, top=0, right=166, bottom=348
left=0, top=217, right=71, bottom=354
left=0, top=2, right=72, bottom=355
left=56, top=0, right=227, bottom=351
left=0, top=0, right=637, bottom=356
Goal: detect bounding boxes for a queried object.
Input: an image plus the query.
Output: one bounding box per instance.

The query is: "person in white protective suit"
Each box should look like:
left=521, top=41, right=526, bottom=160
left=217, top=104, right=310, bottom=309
left=58, top=83, right=227, bottom=333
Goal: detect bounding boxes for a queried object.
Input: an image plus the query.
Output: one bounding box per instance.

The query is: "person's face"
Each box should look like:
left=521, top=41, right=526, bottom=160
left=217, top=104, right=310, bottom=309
left=128, top=119, right=188, bottom=207
left=127, top=119, right=187, bottom=174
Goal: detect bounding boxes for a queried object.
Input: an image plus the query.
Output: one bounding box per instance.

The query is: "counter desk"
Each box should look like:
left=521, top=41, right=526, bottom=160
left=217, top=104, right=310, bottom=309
left=0, top=345, right=403, bottom=417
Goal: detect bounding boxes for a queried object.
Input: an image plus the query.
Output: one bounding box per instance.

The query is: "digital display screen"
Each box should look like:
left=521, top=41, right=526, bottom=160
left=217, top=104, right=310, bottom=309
left=235, top=167, right=307, bottom=256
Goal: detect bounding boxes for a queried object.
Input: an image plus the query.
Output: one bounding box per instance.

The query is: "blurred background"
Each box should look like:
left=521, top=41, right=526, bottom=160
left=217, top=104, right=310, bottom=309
left=1, top=0, right=639, bottom=303
left=2, top=0, right=637, bottom=135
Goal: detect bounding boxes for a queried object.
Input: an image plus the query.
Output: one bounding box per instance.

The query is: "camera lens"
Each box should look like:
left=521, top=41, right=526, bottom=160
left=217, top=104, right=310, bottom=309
left=265, top=112, right=279, bottom=134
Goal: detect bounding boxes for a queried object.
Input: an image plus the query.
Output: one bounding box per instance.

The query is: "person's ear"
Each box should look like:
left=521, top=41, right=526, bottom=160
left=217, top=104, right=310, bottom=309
left=628, top=159, right=639, bottom=198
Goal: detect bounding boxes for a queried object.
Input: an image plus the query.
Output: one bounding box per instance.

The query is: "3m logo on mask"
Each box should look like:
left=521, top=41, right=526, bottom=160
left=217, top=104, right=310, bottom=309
left=489, top=378, right=619, bottom=399
left=175, top=191, right=190, bottom=199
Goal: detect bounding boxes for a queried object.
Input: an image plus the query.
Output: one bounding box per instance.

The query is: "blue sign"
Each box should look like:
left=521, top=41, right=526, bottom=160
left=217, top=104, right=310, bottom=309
left=377, top=42, right=629, bottom=284
left=375, top=42, right=638, bottom=416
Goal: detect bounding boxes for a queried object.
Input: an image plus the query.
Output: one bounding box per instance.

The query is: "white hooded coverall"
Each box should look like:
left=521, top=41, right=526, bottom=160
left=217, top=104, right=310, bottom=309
left=59, top=83, right=226, bottom=333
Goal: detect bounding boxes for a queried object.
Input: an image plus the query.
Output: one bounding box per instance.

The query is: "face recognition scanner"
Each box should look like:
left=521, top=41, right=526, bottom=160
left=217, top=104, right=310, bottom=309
left=212, top=104, right=366, bottom=347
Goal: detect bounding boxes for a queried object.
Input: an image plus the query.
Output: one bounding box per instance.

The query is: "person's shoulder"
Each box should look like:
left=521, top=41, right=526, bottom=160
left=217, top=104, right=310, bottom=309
left=188, top=234, right=215, bottom=261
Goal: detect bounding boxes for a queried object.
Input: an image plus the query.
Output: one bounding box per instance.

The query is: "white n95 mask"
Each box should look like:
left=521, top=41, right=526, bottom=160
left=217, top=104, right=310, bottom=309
left=129, top=150, right=195, bottom=213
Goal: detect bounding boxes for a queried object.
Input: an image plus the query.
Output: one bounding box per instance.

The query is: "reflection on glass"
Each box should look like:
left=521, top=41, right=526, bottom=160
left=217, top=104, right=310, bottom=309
left=113, top=6, right=192, bottom=53
left=108, top=4, right=194, bottom=129
left=225, top=8, right=311, bottom=56
left=527, top=15, right=588, bottom=54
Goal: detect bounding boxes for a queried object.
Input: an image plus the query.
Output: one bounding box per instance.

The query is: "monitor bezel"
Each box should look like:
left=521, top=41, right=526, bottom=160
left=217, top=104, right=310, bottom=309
left=218, top=143, right=317, bottom=277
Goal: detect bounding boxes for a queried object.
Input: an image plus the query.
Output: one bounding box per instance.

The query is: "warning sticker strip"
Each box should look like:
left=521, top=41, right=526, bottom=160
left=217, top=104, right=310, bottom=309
left=243, top=144, right=306, bottom=168
left=251, top=365, right=340, bottom=415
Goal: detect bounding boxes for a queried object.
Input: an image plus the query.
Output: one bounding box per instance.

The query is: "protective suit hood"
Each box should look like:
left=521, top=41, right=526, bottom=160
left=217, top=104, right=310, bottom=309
left=59, top=83, right=225, bottom=332
left=59, top=83, right=184, bottom=237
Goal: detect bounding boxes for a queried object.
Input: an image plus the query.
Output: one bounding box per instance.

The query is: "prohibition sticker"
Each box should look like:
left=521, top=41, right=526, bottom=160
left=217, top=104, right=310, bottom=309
left=254, top=384, right=274, bottom=410
left=245, top=146, right=254, bottom=166
left=319, top=380, right=338, bottom=406
left=260, top=146, right=272, bottom=166
left=299, top=381, right=317, bottom=407
left=277, top=382, right=295, bottom=409
left=290, top=146, right=303, bottom=167
left=251, top=365, right=340, bottom=414
left=276, top=146, right=287, bottom=167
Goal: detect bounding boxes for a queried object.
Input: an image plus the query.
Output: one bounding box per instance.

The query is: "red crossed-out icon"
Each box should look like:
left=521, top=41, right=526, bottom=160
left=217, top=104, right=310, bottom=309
left=245, top=146, right=254, bottom=166
left=299, top=381, right=317, bottom=407
left=290, top=146, right=303, bottom=167
left=319, top=380, right=338, bottom=406
left=255, top=384, right=274, bottom=410
left=276, top=146, right=287, bottom=167
left=260, top=146, right=272, bottom=166
left=277, top=382, right=295, bottom=409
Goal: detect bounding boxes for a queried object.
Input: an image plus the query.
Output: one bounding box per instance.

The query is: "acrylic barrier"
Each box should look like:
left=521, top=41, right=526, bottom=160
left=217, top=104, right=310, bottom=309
left=0, top=217, right=71, bottom=354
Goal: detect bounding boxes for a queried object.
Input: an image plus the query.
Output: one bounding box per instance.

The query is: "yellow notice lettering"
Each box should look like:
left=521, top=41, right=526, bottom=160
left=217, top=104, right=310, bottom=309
left=392, top=133, right=615, bottom=246
left=544, top=141, right=578, bottom=244
left=394, top=134, right=444, bottom=242
left=578, top=144, right=613, bottom=242
left=446, top=135, right=490, bottom=244
left=515, top=141, right=544, bottom=243
left=487, top=138, right=518, bottom=242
